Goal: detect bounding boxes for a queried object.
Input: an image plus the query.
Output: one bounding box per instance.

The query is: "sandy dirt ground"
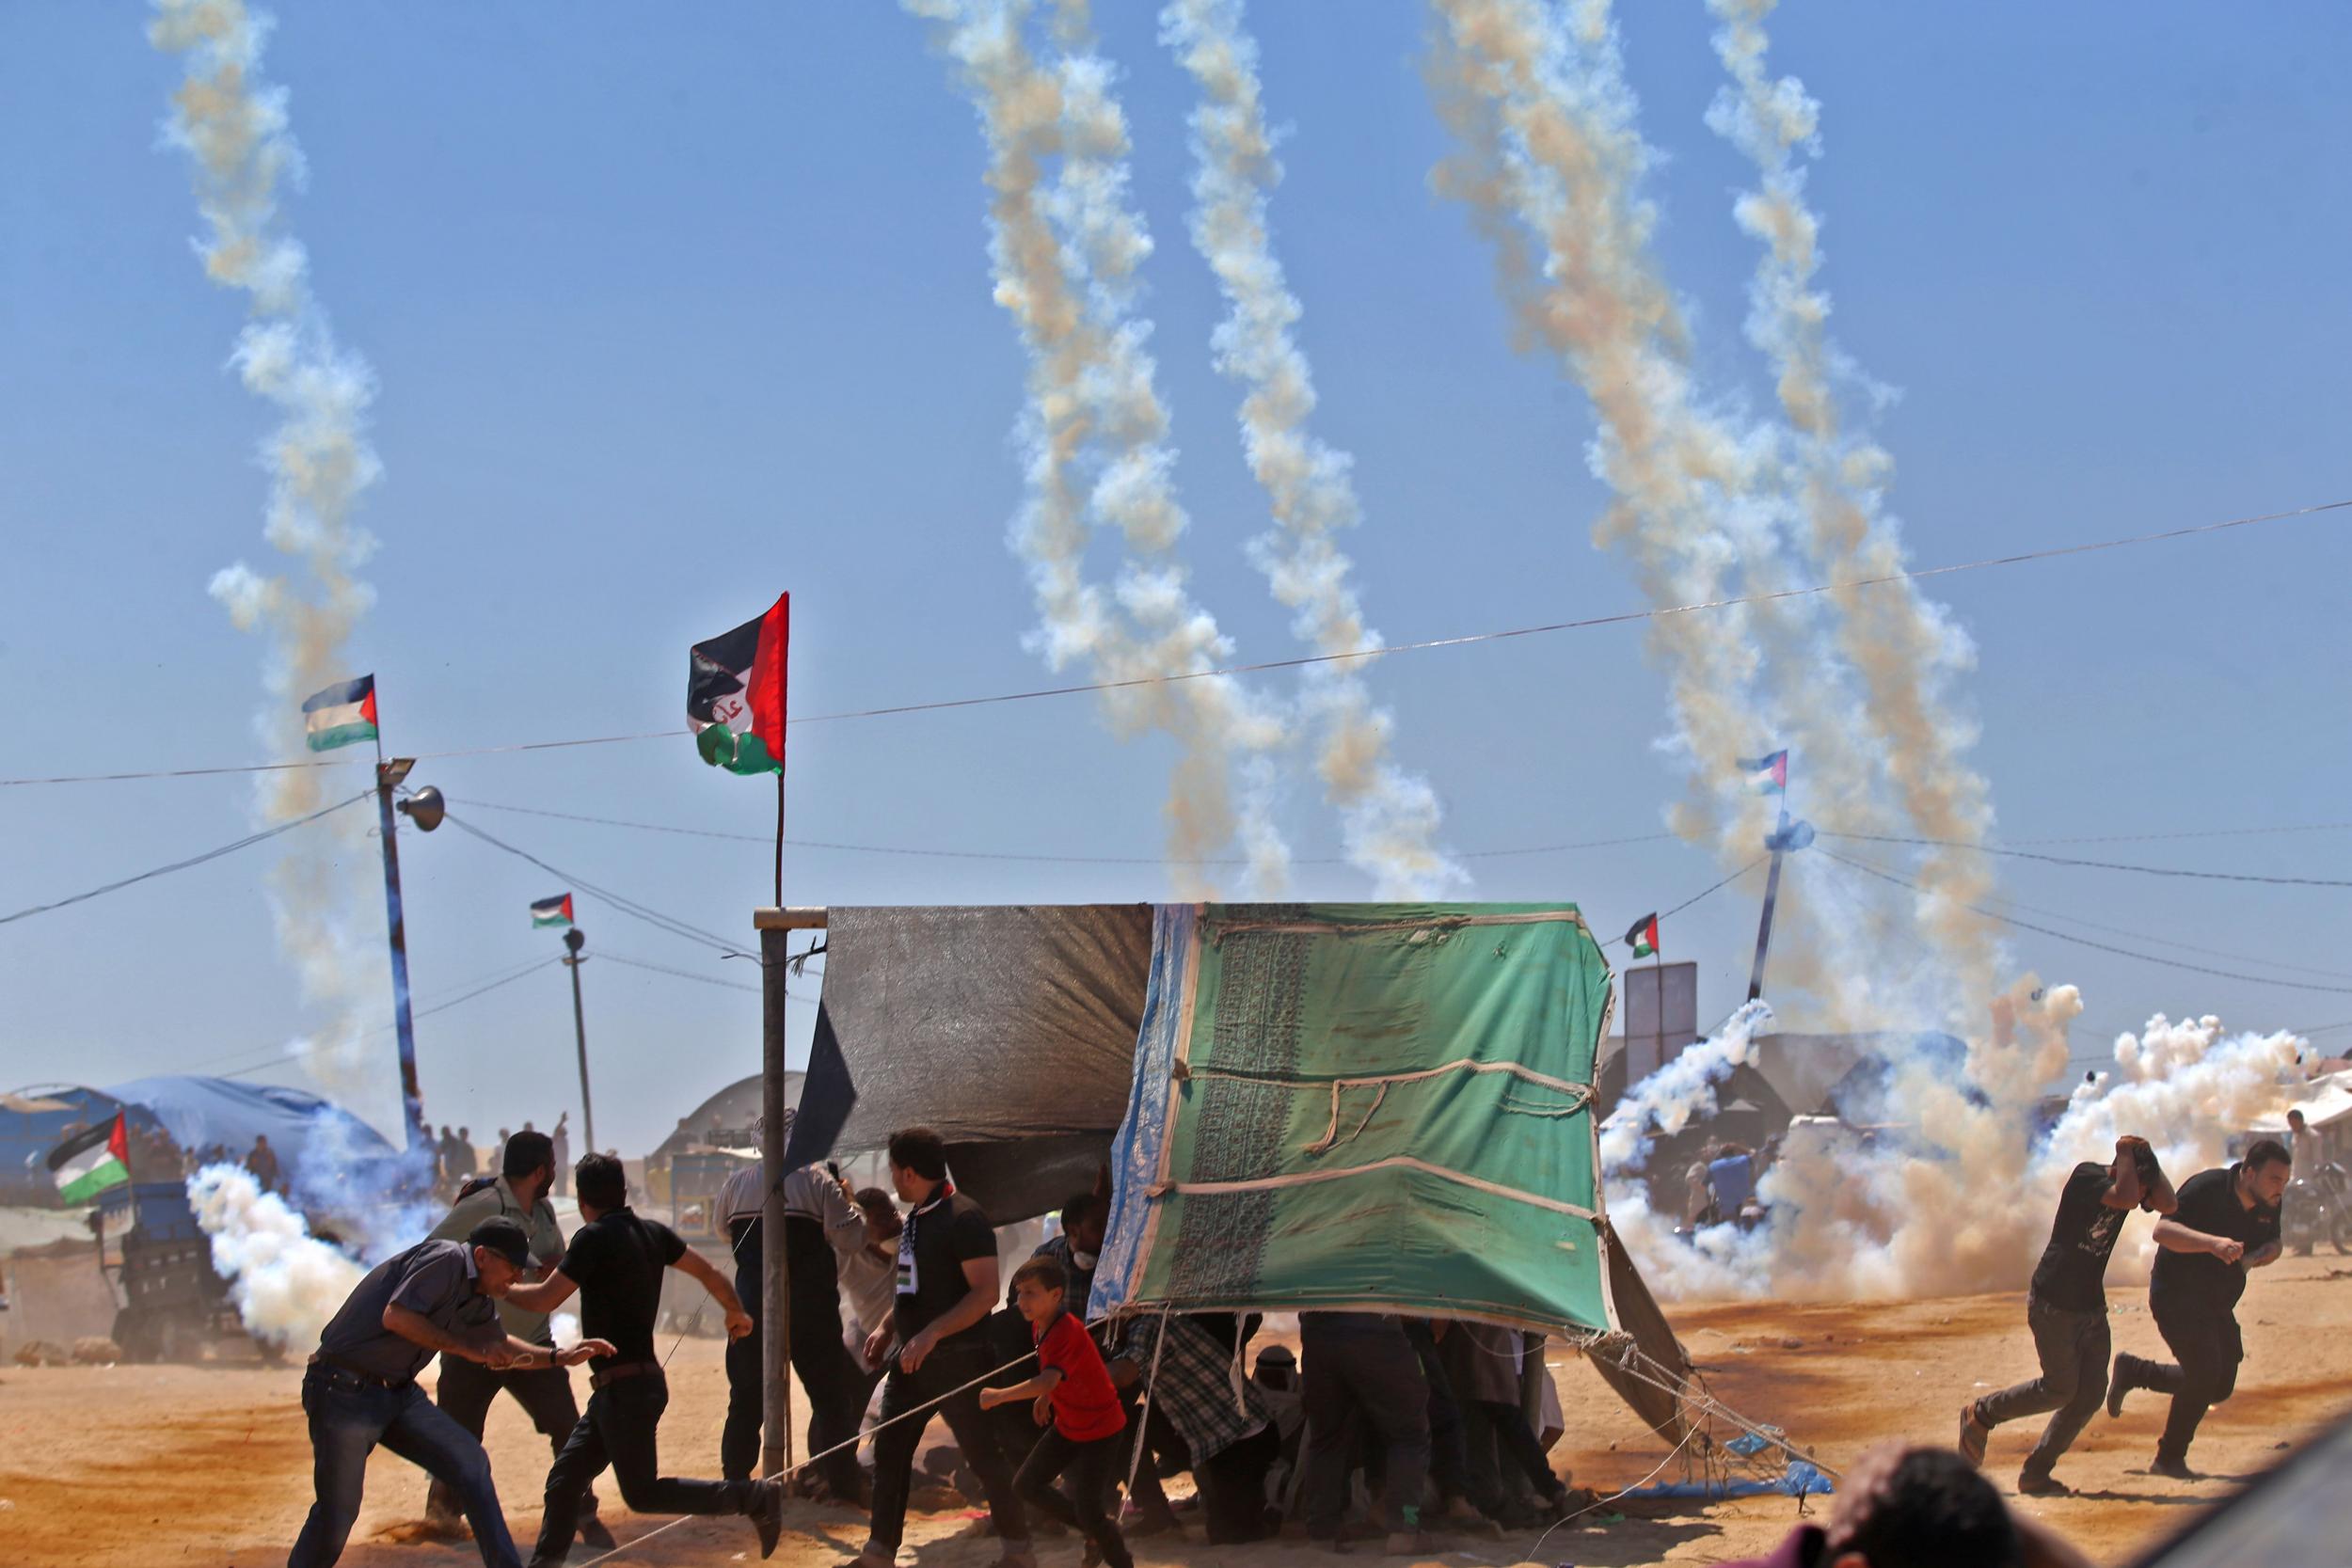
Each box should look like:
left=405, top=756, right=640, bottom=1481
left=6, top=1256, right=2352, bottom=1568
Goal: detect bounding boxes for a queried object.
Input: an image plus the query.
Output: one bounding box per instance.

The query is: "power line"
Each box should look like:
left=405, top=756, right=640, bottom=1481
left=7, top=495, right=2343, bottom=788
left=452, top=797, right=1677, bottom=867
left=198, top=957, right=564, bottom=1083
left=1818, top=848, right=2352, bottom=996
left=1967, top=884, right=2352, bottom=984
left=1824, top=832, right=2352, bottom=890
left=0, top=790, right=373, bottom=927
left=435, top=811, right=750, bottom=958
left=596, top=949, right=817, bottom=1003
left=2009, top=821, right=2352, bottom=847
left=1604, top=858, right=1766, bottom=947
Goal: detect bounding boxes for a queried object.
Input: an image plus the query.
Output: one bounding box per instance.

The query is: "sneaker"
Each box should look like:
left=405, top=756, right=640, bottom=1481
left=2106, top=1359, right=2137, bottom=1420
left=747, top=1478, right=785, bottom=1560
left=2150, top=1455, right=2198, bottom=1481
left=578, top=1515, right=618, bottom=1551
left=2016, top=1470, right=2071, bottom=1497
left=1957, top=1402, right=1991, bottom=1467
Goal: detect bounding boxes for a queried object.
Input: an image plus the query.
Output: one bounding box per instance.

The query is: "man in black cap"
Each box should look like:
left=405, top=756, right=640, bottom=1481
left=292, top=1216, right=616, bottom=1568
left=423, top=1129, right=612, bottom=1547
left=503, top=1151, right=785, bottom=1566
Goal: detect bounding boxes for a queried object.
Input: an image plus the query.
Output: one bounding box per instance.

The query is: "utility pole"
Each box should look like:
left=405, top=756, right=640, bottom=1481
left=563, top=927, right=596, bottom=1157
left=1745, top=805, right=1816, bottom=1003
left=374, top=754, right=428, bottom=1153
left=754, top=905, right=828, bottom=1481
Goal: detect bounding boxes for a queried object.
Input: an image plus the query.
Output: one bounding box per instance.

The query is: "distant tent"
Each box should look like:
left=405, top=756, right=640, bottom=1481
left=103, top=1076, right=396, bottom=1193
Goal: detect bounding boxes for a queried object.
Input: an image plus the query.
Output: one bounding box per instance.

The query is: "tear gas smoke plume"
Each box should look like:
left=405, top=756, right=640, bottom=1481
left=1599, top=999, right=1772, bottom=1172
left=1605, top=990, right=2310, bottom=1302
left=1703, top=0, right=1998, bottom=1005
left=188, top=1163, right=363, bottom=1349
left=151, top=0, right=393, bottom=1125
left=1161, top=0, right=1464, bottom=898
left=908, top=0, right=1290, bottom=896
left=1422, top=0, right=2022, bottom=1047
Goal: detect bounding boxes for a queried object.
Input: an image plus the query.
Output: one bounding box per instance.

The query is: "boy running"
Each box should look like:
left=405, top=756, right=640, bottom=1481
left=979, top=1257, right=1134, bottom=1568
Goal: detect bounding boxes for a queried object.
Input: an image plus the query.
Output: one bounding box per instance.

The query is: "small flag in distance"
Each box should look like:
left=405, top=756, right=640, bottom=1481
left=1738, top=749, right=1788, bottom=795
left=1624, top=912, right=1660, bottom=959
left=688, top=594, right=788, bottom=777
left=301, top=674, right=378, bottom=752
left=531, top=893, right=575, bottom=929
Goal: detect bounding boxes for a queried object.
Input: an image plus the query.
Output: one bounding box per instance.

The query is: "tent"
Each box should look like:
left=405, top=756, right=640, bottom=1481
left=785, top=905, right=1153, bottom=1222
left=786, top=901, right=1699, bottom=1444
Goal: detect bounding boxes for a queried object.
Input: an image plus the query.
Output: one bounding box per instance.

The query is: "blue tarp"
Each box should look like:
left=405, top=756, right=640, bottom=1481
left=0, top=1076, right=394, bottom=1208
left=103, top=1075, right=395, bottom=1181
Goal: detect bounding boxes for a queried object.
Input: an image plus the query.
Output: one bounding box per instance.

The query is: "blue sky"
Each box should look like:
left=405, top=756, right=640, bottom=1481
left=4, top=3, right=2347, bottom=1156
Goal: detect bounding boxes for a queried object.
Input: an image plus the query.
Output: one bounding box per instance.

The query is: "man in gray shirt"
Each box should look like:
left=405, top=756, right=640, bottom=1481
left=293, top=1217, right=614, bottom=1568
left=423, top=1131, right=612, bottom=1548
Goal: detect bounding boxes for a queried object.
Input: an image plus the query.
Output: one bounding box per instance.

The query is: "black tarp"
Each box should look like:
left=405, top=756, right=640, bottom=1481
left=784, top=905, right=1152, bottom=1222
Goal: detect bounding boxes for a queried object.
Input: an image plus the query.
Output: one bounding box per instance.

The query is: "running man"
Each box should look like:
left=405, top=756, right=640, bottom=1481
left=1960, top=1134, right=2174, bottom=1494
left=2107, top=1139, right=2291, bottom=1478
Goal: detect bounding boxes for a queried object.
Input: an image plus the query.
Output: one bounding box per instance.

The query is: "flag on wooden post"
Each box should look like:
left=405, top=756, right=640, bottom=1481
left=688, top=594, right=788, bottom=777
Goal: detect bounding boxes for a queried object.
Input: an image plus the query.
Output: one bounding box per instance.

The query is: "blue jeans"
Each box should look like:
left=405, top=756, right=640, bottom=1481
left=290, top=1365, right=521, bottom=1568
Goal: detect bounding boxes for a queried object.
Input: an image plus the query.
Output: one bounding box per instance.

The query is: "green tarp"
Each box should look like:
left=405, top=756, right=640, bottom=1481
left=1092, top=903, right=1617, bottom=1336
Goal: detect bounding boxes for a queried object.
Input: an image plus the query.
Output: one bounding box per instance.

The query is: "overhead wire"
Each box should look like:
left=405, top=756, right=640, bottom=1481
left=1824, top=831, right=2352, bottom=890
left=5, top=496, right=2344, bottom=789
left=434, top=811, right=750, bottom=958
left=1818, top=848, right=2352, bottom=996
left=0, top=789, right=373, bottom=927
left=1605, top=858, right=1767, bottom=947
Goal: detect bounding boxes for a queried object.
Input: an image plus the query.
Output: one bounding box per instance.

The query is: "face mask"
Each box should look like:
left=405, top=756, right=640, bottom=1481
left=1071, top=1249, right=1098, bottom=1271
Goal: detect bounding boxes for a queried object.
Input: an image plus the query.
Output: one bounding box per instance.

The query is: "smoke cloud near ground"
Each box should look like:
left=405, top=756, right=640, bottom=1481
left=188, top=1163, right=363, bottom=1349
left=1160, top=0, right=1463, bottom=898
left=151, top=0, right=395, bottom=1129
left=907, top=0, right=1291, bottom=896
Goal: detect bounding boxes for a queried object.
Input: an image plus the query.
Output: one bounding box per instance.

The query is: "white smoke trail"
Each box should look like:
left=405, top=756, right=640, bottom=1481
left=908, top=0, right=1291, bottom=895
left=1703, top=0, right=1998, bottom=1003
left=151, top=1, right=392, bottom=1121
left=1598, top=999, right=1772, bottom=1171
left=188, top=1163, right=364, bottom=1349
left=1159, top=0, right=1464, bottom=898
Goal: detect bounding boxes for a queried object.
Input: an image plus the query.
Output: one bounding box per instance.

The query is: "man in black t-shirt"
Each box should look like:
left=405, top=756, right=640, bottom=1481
left=2107, top=1139, right=2291, bottom=1477
left=1961, top=1134, right=2174, bottom=1494
left=850, top=1127, right=1033, bottom=1568
left=503, top=1153, right=785, bottom=1566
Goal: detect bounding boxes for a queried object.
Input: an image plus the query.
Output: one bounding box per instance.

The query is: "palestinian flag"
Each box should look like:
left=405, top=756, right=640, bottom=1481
left=531, top=893, right=575, bottom=928
left=1738, top=749, right=1788, bottom=796
left=302, top=674, right=378, bottom=752
left=688, top=594, right=788, bottom=778
left=1624, top=912, right=1660, bottom=959
left=48, top=1112, right=132, bottom=1205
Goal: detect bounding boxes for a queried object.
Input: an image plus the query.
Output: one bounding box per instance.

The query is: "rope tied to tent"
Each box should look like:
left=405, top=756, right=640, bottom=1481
left=1169, top=1056, right=1594, bottom=1156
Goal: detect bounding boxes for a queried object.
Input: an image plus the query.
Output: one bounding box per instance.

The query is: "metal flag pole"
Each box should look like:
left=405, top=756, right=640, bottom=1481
left=563, top=927, right=596, bottom=1157
left=373, top=723, right=429, bottom=1154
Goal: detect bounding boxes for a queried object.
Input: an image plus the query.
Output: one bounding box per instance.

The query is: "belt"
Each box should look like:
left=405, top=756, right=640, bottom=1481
left=308, top=1353, right=411, bottom=1391
left=590, top=1360, right=662, bottom=1392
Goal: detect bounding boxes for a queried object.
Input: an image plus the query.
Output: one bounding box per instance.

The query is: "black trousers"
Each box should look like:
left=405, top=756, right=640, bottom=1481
left=1979, top=1297, right=2110, bottom=1477
left=866, top=1338, right=1029, bottom=1553
left=1468, top=1399, right=1565, bottom=1501
left=721, top=1221, right=868, bottom=1496
left=2129, top=1298, right=2245, bottom=1465
left=1198, top=1422, right=1280, bottom=1544
left=1404, top=1322, right=1495, bottom=1517
left=428, top=1355, right=599, bottom=1523
left=1014, top=1427, right=1134, bottom=1568
left=1301, top=1316, right=1430, bottom=1535
left=532, top=1370, right=749, bottom=1567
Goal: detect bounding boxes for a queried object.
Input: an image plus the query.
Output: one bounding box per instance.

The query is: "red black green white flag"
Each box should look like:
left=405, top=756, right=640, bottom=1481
left=1624, top=912, right=1661, bottom=959
left=531, top=893, right=575, bottom=928
left=1738, top=749, right=1788, bottom=796
left=688, top=594, right=788, bottom=778
left=48, top=1111, right=132, bottom=1205
left=302, top=674, right=378, bottom=752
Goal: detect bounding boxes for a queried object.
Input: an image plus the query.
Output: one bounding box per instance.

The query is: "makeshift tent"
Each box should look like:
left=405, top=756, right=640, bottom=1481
left=3, top=1086, right=176, bottom=1207
left=1090, top=902, right=1698, bottom=1443
left=103, top=1077, right=396, bottom=1180
left=785, top=906, right=1153, bottom=1222
left=780, top=901, right=1705, bottom=1446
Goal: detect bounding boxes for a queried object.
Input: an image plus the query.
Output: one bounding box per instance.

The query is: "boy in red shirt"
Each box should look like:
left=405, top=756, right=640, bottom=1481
left=979, top=1258, right=1134, bottom=1568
